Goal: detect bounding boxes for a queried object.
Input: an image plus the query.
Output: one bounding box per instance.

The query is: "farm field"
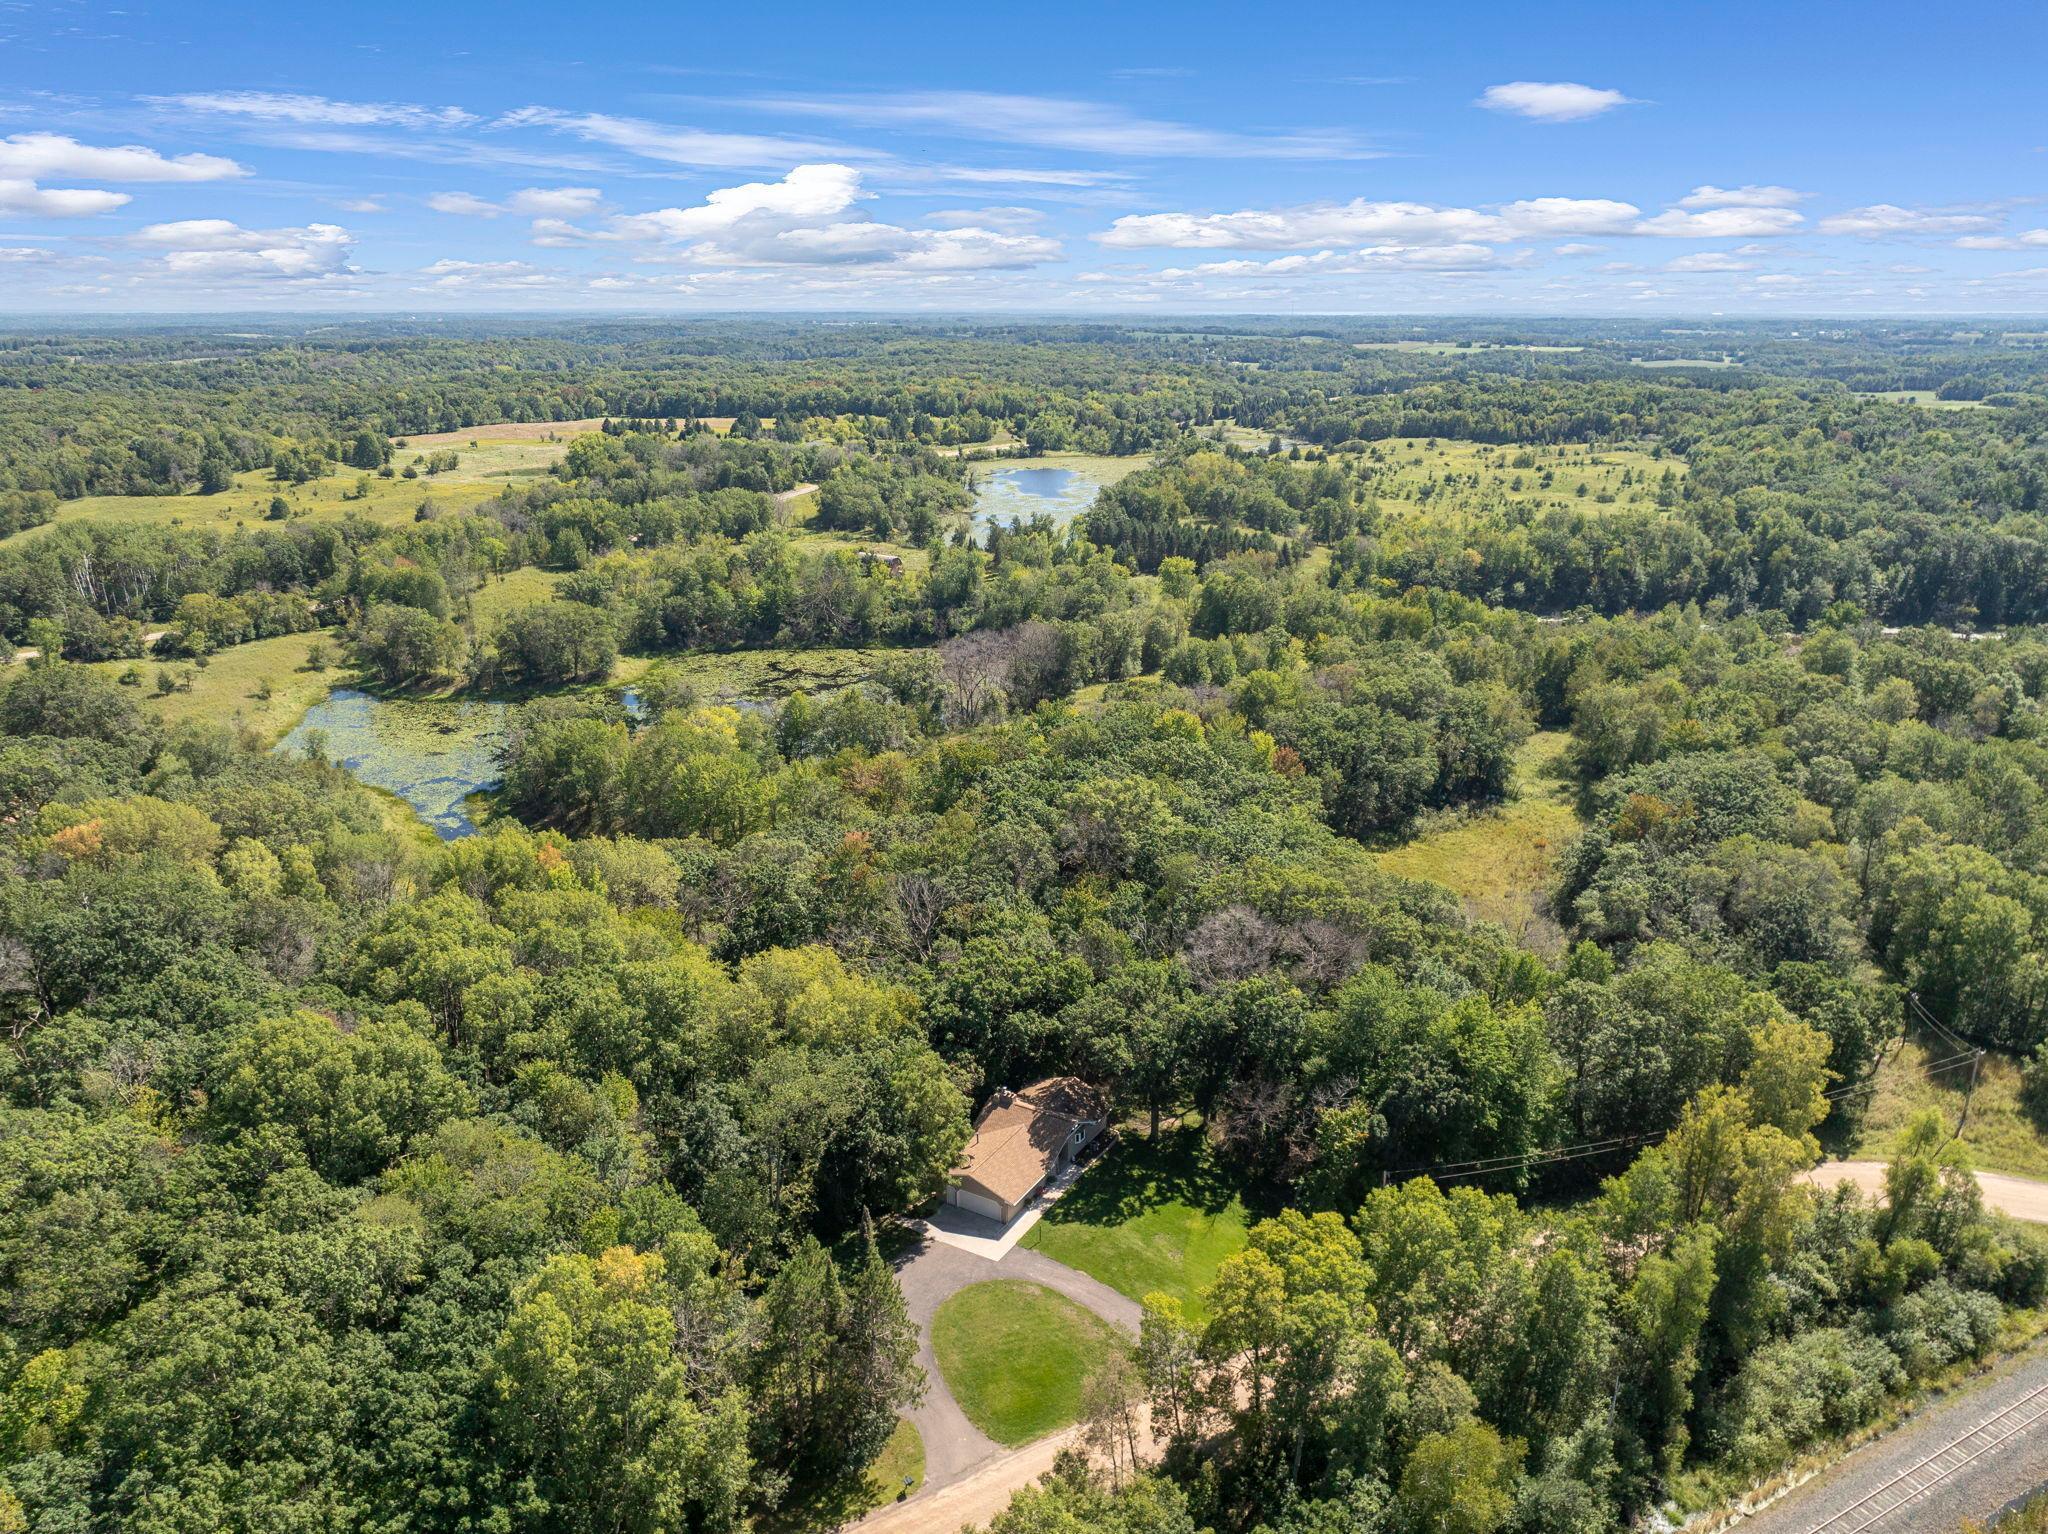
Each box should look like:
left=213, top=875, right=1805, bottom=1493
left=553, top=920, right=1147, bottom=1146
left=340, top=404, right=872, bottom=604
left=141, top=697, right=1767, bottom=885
left=1375, top=730, right=1581, bottom=951
left=1350, top=437, right=1683, bottom=525
left=1021, top=1125, right=1253, bottom=1322
left=929, top=1280, right=1125, bottom=1446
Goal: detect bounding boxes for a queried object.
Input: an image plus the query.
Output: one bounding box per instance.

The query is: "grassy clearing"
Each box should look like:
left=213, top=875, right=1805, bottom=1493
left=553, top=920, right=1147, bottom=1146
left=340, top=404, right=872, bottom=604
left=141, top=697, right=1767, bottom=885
left=1631, top=355, right=1742, bottom=369
left=1347, top=437, right=1683, bottom=529
left=86, top=629, right=341, bottom=745
left=1375, top=731, right=1581, bottom=953
left=1353, top=340, right=1584, bottom=355
left=16, top=440, right=560, bottom=546
left=865, top=1420, right=925, bottom=1508
left=1859, top=389, right=1990, bottom=410
left=1022, top=1124, right=1253, bottom=1322
left=929, top=1280, right=1125, bottom=1447
left=1851, top=1033, right=2048, bottom=1180
left=466, top=565, right=566, bottom=627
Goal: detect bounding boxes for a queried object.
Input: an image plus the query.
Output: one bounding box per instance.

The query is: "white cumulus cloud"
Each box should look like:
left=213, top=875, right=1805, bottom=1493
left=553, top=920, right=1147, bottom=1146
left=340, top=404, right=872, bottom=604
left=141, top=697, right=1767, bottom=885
left=0, top=132, right=245, bottom=183
left=130, top=218, right=356, bottom=281
left=1635, top=207, right=1804, bottom=237
left=548, top=164, right=1062, bottom=273
left=1476, top=81, right=1634, bottom=122
left=0, top=180, right=130, bottom=217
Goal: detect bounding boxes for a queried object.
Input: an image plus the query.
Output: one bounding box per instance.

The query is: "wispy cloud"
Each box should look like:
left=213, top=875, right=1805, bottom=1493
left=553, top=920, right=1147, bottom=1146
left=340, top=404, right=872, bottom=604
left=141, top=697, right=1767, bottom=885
left=428, top=186, right=605, bottom=218
left=731, top=90, right=1380, bottom=159
left=1677, top=184, right=1808, bottom=210
left=496, top=107, right=852, bottom=171
left=1097, top=195, right=1643, bottom=250
left=1817, top=203, right=2002, bottom=237
left=150, top=91, right=476, bottom=130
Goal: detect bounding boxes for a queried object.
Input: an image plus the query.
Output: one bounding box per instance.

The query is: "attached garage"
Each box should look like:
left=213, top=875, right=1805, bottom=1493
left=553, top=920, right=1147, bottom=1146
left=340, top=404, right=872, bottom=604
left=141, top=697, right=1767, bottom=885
left=944, top=1077, right=1108, bottom=1227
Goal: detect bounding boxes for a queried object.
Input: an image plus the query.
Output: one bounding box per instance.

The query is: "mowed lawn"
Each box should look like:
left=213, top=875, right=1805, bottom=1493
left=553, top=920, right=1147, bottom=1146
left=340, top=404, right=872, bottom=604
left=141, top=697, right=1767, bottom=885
left=865, top=1420, right=924, bottom=1508
left=1376, top=730, right=1581, bottom=953
left=1021, top=1125, right=1252, bottom=1322
left=929, top=1280, right=1125, bottom=1446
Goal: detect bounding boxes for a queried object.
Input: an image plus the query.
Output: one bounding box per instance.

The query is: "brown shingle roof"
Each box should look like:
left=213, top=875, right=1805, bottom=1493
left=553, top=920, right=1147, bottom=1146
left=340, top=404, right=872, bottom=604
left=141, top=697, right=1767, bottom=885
left=951, top=1076, right=1106, bottom=1207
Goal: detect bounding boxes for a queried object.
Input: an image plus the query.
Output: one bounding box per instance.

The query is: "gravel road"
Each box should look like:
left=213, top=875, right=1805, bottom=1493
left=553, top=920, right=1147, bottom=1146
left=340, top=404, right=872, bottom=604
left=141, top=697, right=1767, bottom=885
left=1800, top=1162, right=2048, bottom=1225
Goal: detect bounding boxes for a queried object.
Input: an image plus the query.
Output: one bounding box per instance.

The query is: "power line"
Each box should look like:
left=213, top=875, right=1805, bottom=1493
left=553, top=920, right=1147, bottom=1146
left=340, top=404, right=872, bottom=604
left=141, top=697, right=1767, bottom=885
left=1383, top=1048, right=1984, bottom=1186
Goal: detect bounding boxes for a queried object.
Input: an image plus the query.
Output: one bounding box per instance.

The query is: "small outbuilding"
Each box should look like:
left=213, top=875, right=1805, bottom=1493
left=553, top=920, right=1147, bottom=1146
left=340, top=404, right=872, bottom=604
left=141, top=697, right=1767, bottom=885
left=944, top=1077, right=1109, bottom=1225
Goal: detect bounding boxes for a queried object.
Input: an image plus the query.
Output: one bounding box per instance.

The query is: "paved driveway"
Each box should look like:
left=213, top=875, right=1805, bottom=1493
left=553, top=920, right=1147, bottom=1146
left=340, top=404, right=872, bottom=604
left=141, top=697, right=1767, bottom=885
left=891, top=1224, right=1143, bottom=1494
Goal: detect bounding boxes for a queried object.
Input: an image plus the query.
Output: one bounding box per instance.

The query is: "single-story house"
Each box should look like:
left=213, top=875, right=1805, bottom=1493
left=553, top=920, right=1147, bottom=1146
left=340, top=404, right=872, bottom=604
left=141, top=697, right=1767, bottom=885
left=944, top=1077, right=1108, bottom=1224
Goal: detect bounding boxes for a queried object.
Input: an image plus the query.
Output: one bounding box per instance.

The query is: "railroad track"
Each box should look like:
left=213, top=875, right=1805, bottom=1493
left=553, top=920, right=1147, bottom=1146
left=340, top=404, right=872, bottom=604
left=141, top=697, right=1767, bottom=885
left=1804, top=1380, right=2048, bottom=1533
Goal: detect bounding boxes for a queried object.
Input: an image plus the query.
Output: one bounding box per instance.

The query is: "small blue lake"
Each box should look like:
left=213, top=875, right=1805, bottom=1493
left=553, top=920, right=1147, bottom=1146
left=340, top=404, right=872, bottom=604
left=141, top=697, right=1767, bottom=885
left=969, top=462, right=1116, bottom=543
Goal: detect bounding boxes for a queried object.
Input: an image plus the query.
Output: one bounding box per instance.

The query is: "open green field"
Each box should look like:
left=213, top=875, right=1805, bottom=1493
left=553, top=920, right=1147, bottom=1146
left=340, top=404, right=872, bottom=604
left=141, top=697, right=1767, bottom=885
left=1350, top=437, right=1683, bottom=527
left=1021, top=1125, right=1253, bottom=1321
left=1375, top=731, right=1581, bottom=953
left=13, top=438, right=562, bottom=546
left=84, top=628, right=341, bottom=744
left=929, top=1280, right=1126, bottom=1447
left=1851, top=1032, right=2048, bottom=1180
left=1631, top=355, right=1742, bottom=369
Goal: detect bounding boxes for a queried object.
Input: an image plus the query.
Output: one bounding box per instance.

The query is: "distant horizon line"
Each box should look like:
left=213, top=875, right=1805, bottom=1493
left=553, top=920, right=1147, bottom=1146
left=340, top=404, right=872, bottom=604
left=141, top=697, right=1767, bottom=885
left=3, top=309, right=2047, bottom=323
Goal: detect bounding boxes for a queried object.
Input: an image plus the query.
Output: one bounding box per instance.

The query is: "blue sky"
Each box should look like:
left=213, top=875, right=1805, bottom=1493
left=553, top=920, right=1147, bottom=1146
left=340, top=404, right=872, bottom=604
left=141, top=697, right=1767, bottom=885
left=3, top=0, right=2047, bottom=312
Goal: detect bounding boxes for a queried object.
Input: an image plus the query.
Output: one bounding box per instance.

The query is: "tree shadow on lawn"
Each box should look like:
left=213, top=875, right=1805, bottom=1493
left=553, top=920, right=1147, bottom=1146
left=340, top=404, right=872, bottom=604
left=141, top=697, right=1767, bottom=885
left=1040, top=1123, right=1271, bottom=1227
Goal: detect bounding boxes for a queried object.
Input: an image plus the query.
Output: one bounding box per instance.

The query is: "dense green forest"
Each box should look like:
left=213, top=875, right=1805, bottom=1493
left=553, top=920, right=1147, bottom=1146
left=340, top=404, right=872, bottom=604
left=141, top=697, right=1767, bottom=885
left=6, top=317, right=2048, bottom=1534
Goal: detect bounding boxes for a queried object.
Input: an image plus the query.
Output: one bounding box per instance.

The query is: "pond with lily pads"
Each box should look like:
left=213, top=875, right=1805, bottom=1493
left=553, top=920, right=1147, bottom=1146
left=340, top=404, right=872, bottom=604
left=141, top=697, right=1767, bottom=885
left=275, top=688, right=509, bottom=839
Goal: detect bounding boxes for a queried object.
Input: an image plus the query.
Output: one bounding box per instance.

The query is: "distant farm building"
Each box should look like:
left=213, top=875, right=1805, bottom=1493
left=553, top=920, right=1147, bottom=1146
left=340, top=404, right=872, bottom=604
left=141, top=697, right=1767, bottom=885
left=944, top=1077, right=1108, bottom=1224
left=861, top=548, right=906, bottom=576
